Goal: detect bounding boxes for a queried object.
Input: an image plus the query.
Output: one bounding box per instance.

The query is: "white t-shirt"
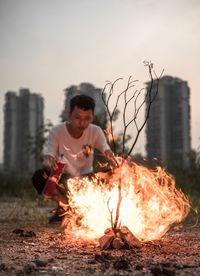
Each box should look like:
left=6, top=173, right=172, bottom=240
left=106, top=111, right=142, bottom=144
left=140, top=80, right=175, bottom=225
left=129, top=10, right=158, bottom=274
left=44, top=122, right=110, bottom=176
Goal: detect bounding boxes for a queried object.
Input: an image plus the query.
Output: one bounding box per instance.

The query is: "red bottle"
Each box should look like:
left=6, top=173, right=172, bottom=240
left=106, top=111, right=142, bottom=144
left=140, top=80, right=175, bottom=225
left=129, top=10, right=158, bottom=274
left=43, top=155, right=66, bottom=198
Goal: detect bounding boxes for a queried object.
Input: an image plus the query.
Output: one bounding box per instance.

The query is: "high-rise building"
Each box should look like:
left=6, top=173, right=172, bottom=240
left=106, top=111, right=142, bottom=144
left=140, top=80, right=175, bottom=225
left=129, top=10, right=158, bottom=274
left=61, top=82, right=107, bottom=127
left=145, top=76, right=191, bottom=168
left=3, top=88, right=44, bottom=174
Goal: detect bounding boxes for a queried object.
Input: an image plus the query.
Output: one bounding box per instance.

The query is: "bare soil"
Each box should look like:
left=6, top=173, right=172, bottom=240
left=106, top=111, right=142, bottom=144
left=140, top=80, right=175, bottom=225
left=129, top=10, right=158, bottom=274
left=0, top=198, right=200, bottom=275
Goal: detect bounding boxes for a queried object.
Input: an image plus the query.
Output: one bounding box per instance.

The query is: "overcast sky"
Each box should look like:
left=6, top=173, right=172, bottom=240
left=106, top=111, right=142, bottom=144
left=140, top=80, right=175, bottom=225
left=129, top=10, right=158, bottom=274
left=0, top=0, right=200, bottom=162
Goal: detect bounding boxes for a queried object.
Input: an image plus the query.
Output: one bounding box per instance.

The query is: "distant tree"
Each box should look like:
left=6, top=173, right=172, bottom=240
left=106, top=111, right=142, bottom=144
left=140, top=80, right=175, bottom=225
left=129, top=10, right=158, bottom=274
left=166, top=149, right=200, bottom=202
left=132, top=153, right=147, bottom=166
left=27, top=120, right=53, bottom=169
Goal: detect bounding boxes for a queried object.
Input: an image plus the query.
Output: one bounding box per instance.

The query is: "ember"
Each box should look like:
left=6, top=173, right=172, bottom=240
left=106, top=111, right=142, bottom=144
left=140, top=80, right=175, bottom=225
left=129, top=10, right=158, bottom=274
left=99, top=226, right=142, bottom=250
left=62, top=157, right=190, bottom=244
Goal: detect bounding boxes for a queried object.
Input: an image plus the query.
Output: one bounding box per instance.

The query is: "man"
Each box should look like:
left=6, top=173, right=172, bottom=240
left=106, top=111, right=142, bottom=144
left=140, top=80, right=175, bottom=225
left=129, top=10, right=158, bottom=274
left=33, top=94, right=116, bottom=223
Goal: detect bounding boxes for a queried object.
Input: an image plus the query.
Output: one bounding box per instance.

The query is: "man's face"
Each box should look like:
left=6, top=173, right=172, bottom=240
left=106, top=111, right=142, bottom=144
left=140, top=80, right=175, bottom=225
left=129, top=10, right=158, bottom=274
left=68, top=106, right=94, bottom=133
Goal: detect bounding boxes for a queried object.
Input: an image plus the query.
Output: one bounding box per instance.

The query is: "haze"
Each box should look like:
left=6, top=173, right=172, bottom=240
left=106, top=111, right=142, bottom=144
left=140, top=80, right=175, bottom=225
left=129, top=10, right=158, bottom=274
left=0, top=0, right=200, bottom=162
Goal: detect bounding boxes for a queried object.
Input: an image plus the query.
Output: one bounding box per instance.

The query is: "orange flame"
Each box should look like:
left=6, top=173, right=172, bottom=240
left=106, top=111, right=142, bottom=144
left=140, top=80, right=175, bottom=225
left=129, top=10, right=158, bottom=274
left=63, top=157, right=190, bottom=241
left=104, top=126, right=118, bottom=143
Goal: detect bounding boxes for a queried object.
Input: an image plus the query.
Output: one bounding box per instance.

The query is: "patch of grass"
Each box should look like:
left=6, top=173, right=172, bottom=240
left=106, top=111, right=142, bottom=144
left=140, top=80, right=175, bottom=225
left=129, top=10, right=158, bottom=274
left=0, top=196, right=57, bottom=224
left=0, top=173, right=57, bottom=224
left=184, top=193, right=200, bottom=224
left=0, top=173, right=37, bottom=199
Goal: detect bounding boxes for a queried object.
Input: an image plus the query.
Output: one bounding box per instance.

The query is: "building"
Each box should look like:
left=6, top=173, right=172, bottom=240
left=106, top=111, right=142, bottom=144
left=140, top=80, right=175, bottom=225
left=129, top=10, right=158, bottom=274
left=145, top=76, right=191, bottom=168
left=3, top=88, right=44, bottom=174
left=61, top=82, right=107, bottom=127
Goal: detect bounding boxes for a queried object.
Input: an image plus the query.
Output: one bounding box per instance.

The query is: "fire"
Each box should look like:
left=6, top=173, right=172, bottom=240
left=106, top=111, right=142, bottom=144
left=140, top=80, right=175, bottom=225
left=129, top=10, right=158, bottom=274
left=104, top=126, right=118, bottom=143
left=63, top=157, right=190, bottom=242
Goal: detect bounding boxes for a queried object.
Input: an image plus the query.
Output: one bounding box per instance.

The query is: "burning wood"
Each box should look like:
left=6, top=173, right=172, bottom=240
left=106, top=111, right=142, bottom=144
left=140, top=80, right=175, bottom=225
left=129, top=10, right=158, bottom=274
left=62, top=158, right=190, bottom=244
left=99, top=226, right=142, bottom=250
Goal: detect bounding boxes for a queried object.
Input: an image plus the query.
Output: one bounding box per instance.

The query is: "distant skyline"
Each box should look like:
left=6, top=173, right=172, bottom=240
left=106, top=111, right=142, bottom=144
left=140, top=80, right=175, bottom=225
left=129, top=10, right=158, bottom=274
left=0, top=0, right=200, bottom=162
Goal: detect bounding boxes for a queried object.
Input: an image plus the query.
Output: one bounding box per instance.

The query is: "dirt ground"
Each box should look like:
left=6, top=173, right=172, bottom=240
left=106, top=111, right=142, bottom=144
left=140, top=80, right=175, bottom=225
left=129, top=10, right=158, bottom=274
left=0, top=198, right=200, bottom=276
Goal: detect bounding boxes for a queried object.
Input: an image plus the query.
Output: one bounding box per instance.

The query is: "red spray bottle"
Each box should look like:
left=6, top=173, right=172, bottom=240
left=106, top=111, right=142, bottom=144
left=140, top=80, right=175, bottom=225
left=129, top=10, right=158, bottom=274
left=43, top=154, right=66, bottom=198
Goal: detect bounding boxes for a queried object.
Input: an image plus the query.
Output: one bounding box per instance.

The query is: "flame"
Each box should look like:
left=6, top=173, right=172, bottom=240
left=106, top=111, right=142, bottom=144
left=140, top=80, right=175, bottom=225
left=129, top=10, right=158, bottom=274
left=104, top=126, right=118, bottom=143
left=63, top=157, right=190, bottom=242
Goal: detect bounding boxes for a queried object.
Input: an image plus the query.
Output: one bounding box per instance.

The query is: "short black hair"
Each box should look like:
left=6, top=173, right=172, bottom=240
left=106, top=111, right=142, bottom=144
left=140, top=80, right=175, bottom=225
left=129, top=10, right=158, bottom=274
left=70, top=94, right=95, bottom=113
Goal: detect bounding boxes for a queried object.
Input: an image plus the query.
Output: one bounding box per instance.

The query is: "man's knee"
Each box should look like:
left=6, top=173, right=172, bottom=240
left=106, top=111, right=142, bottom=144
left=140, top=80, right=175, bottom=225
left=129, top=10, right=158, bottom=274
left=31, top=168, right=50, bottom=194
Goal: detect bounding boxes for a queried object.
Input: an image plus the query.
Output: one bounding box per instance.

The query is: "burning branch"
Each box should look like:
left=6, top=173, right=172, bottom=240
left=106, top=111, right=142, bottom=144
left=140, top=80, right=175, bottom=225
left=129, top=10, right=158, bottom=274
left=113, top=178, right=122, bottom=231
left=101, top=62, right=164, bottom=236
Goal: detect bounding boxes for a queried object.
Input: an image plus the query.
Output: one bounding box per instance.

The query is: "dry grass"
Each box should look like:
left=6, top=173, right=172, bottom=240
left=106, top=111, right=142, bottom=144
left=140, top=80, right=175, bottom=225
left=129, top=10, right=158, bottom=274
left=0, top=196, right=57, bottom=224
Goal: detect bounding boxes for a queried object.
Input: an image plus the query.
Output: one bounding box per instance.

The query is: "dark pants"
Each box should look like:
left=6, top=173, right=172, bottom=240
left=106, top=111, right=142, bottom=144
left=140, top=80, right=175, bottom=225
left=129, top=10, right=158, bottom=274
left=32, top=170, right=106, bottom=206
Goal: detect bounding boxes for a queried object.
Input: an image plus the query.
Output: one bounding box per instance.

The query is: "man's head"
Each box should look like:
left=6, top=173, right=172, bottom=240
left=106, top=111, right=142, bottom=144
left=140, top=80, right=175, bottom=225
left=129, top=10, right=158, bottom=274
left=70, top=94, right=95, bottom=113
left=68, top=95, right=95, bottom=137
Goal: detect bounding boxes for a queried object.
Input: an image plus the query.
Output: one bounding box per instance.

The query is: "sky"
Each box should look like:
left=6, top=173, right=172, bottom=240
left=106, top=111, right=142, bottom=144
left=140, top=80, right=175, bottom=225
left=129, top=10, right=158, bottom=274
left=0, top=0, right=200, bottom=162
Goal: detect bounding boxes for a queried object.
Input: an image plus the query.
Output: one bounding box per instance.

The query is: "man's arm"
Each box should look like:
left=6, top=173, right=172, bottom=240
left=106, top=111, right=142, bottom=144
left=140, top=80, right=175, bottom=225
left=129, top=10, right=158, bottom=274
left=104, top=149, right=118, bottom=168
left=43, top=127, right=58, bottom=170
left=94, top=126, right=118, bottom=168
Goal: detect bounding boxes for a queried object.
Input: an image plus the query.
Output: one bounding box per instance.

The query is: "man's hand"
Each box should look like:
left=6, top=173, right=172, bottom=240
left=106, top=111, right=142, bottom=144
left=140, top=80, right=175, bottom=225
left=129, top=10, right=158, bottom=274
left=104, top=149, right=118, bottom=168
left=43, top=155, right=56, bottom=171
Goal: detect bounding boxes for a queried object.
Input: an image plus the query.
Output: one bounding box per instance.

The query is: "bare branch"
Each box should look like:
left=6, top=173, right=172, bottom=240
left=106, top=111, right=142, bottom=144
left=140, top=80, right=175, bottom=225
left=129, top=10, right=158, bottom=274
left=101, top=79, right=123, bottom=153
left=107, top=197, right=114, bottom=229
left=127, top=62, right=164, bottom=156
